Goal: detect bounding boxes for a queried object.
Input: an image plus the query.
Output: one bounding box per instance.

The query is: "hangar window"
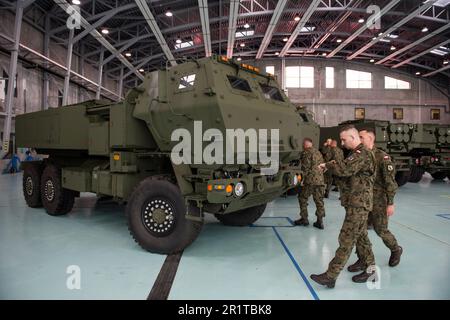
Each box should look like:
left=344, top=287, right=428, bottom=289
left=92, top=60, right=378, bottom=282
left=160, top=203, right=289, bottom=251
left=227, top=75, right=252, bottom=92
left=178, top=74, right=196, bottom=89
left=259, top=83, right=284, bottom=102
left=58, top=90, right=63, bottom=107
left=266, top=66, right=275, bottom=75
left=285, top=66, right=314, bottom=88
left=2, top=70, right=17, bottom=98
left=385, top=76, right=410, bottom=89
left=174, top=41, right=194, bottom=50
left=431, top=109, right=441, bottom=120
left=326, top=67, right=334, bottom=88
left=346, top=69, right=372, bottom=89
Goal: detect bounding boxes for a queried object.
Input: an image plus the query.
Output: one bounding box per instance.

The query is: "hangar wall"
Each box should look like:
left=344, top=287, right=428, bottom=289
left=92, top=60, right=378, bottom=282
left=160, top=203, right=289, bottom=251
left=252, top=58, right=450, bottom=127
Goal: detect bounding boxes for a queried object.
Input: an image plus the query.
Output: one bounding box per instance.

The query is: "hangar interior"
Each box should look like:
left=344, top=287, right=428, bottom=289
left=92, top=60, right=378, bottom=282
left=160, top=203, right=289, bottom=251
left=0, top=0, right=449, bottom=300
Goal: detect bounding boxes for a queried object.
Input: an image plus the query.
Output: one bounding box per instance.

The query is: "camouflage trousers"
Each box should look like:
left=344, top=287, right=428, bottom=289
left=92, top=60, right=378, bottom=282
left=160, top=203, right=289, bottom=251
left=356, top=201, right=400, bottom=258
left=298, top=184, right=325, bottom=220
left=324, top=172, right=333, bottom=196
left=326, top=207, right=375, bottom=280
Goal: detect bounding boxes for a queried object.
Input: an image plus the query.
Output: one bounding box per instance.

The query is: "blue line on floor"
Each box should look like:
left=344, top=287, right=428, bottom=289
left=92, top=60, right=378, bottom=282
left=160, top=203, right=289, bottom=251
left=272, top=226, right=320, bottom=301
left=436, top=214, right=450, bottom=220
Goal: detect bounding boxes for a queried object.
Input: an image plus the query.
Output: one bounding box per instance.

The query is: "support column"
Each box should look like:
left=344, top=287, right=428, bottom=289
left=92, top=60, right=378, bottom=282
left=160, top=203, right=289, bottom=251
left=96, top=48, right=104, bottom=100
left=62, top=28, right=74, bottom=106
left=118, top=66, right=124, bottom=101
left=42, top=14, right=50, bottom=110
left=281, top=57, right=286, bottom=92
left=1, top=1, right=24, bottom=158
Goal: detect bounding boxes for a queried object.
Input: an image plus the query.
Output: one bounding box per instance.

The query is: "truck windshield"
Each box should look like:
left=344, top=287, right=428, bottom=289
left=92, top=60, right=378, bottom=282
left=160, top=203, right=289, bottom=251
left=259, top=83, right=284, bottom=102
left=227, top=75, right=252, bottom=92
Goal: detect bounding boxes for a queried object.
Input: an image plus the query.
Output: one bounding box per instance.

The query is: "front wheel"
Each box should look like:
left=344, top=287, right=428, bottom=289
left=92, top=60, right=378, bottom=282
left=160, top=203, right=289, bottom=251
left=126, top=178, right=203, bottom=254
left=395, top=171, right=410, bottom=187
left=431, top=171, right=448, bottom=180
left=409, top=166, right=424, bottom=183
left=215, top=204, right=267, bottom=226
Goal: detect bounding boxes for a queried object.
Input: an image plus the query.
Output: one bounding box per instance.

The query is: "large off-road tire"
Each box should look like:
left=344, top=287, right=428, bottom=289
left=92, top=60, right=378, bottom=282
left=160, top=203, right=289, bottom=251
left=40, top=164, right=76, bottom=216
left=395, top=171, right=410, bottom=187
left=23, top=164, right=43, bottom=208
left=409, top=166, right=425, bottom=183
left=215, top=204, right=267, bottom=226
left=126, top=177, right=203, bottom=254
left=431, top=171, right=448, bottom=180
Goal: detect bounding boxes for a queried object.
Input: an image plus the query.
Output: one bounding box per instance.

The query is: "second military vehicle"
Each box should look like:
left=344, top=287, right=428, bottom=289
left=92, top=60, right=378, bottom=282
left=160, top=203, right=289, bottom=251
left=16, top=56, right=319, bottom=254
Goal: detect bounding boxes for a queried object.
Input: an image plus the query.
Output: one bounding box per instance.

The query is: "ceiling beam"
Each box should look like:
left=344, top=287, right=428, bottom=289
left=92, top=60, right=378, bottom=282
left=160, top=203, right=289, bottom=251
left=226, top=0, right=240, bottom=58
left=198, top=0, right=212, bottom=57
left=134, top=0, right=176, bottom=66
left=347, top=0, right=436, bottom=60
left=392, top=39, right=450, bottom=69
left=376, top=22, right=450, bottom=65
left=54, top=0, right=144, bottom=81
left=280, top=0, right=321, bottom=57
left=423, top=65, right=450, bottom=78
left=327, top=0, right=401, bottom=58
left=256, top=0, right=287, bottom=59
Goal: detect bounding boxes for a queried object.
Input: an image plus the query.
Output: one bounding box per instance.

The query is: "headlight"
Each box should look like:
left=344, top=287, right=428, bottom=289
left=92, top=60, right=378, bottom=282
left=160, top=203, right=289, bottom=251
left=234, top=182, right=245, bottom=197
left=293, top=175, right=299, bottom=186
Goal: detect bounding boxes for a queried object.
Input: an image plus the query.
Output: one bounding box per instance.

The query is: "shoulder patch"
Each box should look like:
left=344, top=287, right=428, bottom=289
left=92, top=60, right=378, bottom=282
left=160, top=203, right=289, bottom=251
left=384, top=155, right=390, bottom=160
left=387, top=165, right=394, bottom=171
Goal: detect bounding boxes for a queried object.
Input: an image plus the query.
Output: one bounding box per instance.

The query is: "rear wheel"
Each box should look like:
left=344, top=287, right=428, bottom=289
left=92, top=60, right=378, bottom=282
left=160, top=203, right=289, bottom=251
left=395, top=171, right=410, bottom=187
left=431, top=171, right=448, bottom=180
left=409, top=166, right=425, bottom=183
left=126, top=178, right=203, bottom=254
left=215, top=204, right=266, bottom=226
left=40, top=164, right=76, bottom=216
left=22, top=164, right=42, bottom=208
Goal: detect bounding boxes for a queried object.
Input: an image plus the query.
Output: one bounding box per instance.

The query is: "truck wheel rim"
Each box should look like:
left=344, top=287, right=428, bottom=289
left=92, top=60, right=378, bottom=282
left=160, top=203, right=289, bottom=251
left=44, top=180, right=55, bottom=202
left=141, top=199, right=176, bottom=237
left=25, top=177, right=34, bottom=196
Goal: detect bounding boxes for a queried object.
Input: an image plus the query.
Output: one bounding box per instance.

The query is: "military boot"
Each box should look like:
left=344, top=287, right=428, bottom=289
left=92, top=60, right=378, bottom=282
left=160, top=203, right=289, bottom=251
left=352, top=270, right=376, bottom=283
left=313, top=218, right=324, bottom=230
left=310, top=273, right=335, bottom=288
left=389, top=246, right=403, bottom=267
left=294, top=218, right=309, bottom=226
left=347, top=259, right=365, bottom=273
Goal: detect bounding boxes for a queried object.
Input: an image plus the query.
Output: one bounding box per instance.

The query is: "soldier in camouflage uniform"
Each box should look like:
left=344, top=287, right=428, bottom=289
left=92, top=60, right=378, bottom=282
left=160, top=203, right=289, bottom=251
left=311, top=125, right=376, bottom=288
left=347, top=129, right=403, bottom=273
left=295, top=138, right=326, bottom=229
left=322, top=139, right=333, bottom=198
left=330, top=140, right=344, bottom=193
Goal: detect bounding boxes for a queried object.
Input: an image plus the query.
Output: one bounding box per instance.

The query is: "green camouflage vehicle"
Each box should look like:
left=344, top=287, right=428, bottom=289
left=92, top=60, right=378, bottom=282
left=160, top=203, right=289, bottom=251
left=15, top=55, right=317, bottom=254
left=320, top=120, right=450, bottom=186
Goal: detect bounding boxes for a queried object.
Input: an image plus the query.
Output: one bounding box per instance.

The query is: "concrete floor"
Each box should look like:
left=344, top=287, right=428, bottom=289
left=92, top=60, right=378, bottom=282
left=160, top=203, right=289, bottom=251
left=0, top=172, right=449, bottom=300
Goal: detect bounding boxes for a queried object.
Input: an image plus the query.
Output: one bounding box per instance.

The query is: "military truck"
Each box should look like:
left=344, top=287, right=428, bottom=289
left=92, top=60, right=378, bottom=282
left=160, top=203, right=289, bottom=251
left=320, top=120, right=450, bottom=186
left=15, top=56, right=318, bottom=254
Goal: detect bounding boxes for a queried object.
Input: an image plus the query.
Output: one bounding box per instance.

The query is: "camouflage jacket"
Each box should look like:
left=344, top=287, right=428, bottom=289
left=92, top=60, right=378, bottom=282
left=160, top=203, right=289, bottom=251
left=301, top=147, right=325, bottom=186
left=330, top=147, right=344, bottom=164
left=322, top=145, right=333, bottom=162
left=326, top=143, right=376, bottom=210
left=373, top=147, right=398, bottom=205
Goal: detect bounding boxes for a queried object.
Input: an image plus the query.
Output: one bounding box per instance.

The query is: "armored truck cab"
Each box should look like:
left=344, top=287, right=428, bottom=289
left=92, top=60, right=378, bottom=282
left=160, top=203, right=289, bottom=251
left=16, top=56, right=318, bottom=254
